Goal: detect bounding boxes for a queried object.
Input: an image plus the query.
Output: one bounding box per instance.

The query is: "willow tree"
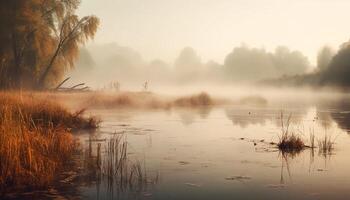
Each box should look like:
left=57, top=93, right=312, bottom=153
left=0, top=0, right=99, bottom=89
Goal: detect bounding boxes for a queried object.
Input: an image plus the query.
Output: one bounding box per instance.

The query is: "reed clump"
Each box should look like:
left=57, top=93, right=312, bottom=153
left=84, top=134, right=157, bottom=192
left=173, top=92, right=213, bottom=107
left=278, top=134, right=305, bottom=152
left=277, top=112, right=305, bottom=153
left=318, top=133, right=335, bottom=155
left=103, top=135, right=149, bottom=189
left=0, top=92, right=99, bottom=190
left=276, top=113, right=337, bottom=156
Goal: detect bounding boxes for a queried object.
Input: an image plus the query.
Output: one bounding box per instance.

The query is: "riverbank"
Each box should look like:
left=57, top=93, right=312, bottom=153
left=0, top=92, right=99, bottom=193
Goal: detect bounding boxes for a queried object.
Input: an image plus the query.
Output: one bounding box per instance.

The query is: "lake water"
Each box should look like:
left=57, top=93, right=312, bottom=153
left=76, top=97, right=350, bottom=200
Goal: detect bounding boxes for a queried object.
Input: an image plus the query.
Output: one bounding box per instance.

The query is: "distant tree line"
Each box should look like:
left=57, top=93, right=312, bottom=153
left=67, top=39, right=350, bottom=88
left=262, top=42, right=350, bottom=88
left=72, top=44, right=315, bottom=87
left=224, top=45, right=309, bottom=81
left=0, top=0, right=99, bottom=90
left=263, top=42, right=350, bottom=88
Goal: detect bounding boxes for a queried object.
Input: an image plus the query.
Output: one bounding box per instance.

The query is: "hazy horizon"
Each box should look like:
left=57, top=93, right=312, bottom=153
left=78, top=0, right=350, bottom=65
left=4, top=1, right=350, bottom=199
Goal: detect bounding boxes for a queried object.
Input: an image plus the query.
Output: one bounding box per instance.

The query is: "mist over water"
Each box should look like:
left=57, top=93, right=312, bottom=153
left=43, top=17, right=350, bottom=199
left=71, top=93, right=350, bottom=200
left=4, top=1, right=350, bottom=199
left=58, top=39, right=350, bottom=200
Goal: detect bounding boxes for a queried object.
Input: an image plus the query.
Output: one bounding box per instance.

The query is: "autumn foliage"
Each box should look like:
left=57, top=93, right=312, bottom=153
left=0, top=0, right=99, bottom=89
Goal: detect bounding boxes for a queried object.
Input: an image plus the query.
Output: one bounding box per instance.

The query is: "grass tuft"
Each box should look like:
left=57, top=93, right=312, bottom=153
left=277, top=134, right=305, bottom=152
left=173, top=92, right=213, bottom=107
left=318, top=133, right=335, bottom=155
left=277, top=112, right=305, bottom=153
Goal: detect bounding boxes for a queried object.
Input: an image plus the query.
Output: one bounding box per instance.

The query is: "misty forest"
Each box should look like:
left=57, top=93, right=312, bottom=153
left=2, top=0, right=350, bottom=200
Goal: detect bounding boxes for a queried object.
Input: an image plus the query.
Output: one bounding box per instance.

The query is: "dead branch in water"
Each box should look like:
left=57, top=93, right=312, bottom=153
left=54, top=77, right=90, bottom=92
left=70, top=83, right=85, bottom=89
left=55, top=77, right=71, bottom=90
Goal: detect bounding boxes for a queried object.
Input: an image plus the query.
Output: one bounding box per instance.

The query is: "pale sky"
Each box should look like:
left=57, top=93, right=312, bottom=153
left=78, top=0, right=350, bottom=65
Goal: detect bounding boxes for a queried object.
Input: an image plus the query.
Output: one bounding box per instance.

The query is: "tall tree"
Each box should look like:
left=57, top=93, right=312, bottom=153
left=0, top=0, right=99, bottom=89
left=320, top=43, right=350, bottom=86
left=317, top=46, right=334, bottom=71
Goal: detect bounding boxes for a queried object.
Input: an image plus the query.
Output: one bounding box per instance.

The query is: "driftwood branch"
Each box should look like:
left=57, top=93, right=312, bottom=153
left=54, top=77, right=90, bottom=92
left=55, top=77, right=71, bottom=90
left=70, top=83, right=85, bottom=89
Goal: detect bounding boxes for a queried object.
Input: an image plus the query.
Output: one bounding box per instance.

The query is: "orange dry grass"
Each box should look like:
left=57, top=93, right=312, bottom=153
left=0, top=92, right=98, bottom=189
left=0, top=92, right=99, bottom=130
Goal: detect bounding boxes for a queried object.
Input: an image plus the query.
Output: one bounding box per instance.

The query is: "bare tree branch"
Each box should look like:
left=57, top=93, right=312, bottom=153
left=54, top=77, right=70, bottom=89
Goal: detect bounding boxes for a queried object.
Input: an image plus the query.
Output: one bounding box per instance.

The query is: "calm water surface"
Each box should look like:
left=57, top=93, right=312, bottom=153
left=77, top=98, right=350, bottom=200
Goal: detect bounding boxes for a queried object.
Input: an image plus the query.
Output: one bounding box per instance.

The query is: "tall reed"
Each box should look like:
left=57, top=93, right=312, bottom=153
left=84, top=134, right=156, bottom=192
left=277, top=112, right=305, bottom=152
left=318, top=133, right=335, bottom=155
